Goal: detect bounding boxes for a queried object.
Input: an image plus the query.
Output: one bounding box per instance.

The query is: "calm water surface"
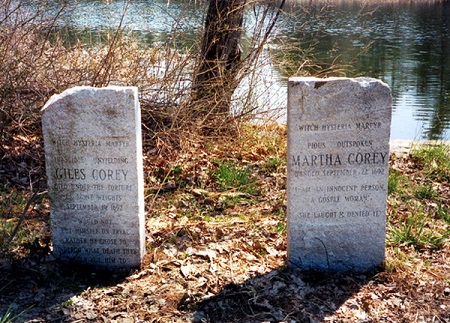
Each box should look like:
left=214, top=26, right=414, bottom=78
left=277, top=1, right=450, bottom=140
left=55, top=0, right=450, bottom=140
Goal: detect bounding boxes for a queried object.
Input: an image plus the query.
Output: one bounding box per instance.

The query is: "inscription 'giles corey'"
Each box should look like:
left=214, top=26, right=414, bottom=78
left=42, top=86, right=145, bottom=272
left=55, top=168, right=129, bottom=181
left=287, top=77, right=392, bottom=272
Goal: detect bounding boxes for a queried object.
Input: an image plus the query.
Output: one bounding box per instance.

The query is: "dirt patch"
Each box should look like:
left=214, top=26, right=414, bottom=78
left=1, top=128, right=449, bottom=322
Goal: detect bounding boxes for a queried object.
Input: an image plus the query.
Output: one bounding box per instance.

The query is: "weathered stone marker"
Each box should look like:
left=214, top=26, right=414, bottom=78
left=287, top=77, right=392, bottom=271
left=42, top=86, right=145, bottom=271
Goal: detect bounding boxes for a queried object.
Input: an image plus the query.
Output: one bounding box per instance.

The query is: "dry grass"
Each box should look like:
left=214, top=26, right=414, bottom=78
left=0, top=0, right=290, bottom=176
left=1, top=124, right=449, bottom=322
left=1, top=2, right=449, bottom=322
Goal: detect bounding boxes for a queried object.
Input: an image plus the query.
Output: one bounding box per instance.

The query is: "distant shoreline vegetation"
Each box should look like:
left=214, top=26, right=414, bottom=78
left=282, top=0, right=444, bottom=3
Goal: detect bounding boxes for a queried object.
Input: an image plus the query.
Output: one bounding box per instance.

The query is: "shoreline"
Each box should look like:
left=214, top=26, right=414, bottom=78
left=390, top=139, right=450, bottom=155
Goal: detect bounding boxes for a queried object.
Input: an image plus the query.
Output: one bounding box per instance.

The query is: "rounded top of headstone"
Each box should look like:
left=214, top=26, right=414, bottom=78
left=288, top=77, right=389, bottom=90
left=288, top=77, right=392, bottom=121
left=41, top=85, right=140, bottom=138
left=41, top=86, right=138, bottom=113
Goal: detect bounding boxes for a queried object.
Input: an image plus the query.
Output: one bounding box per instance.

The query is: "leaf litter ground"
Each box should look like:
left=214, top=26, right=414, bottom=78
left=0, top=124, right=449, bottom=322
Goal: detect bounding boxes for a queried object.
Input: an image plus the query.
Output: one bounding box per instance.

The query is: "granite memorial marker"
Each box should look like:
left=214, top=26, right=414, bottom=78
left=287, top=77, right=392, bottom=271
left=42, top=86, right=145, bottom=271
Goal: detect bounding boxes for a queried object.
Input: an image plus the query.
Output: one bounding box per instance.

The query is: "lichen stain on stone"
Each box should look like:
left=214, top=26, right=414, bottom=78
left=289, top=81, right=301, bottom=89
left=314, top=81, right=327, bottom=89
left=104, top=105, right=120, bottom=118
left=65, top=101, right=75, bottom=114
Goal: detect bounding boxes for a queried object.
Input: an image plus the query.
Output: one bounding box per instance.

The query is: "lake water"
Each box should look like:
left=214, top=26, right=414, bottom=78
left=52, top=0, right=450, bottom=140
left=277, top=0, right=450, bottom=140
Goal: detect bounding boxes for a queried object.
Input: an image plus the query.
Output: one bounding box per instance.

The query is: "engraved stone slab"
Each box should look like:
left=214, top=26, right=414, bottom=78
left=287, top=77, right=392, bottom=271
left=42, top=86, right=145, bottom=271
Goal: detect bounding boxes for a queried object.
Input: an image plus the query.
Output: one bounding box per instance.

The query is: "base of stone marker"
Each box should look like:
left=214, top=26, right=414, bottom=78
left=288, top=223, right=385, bottom=272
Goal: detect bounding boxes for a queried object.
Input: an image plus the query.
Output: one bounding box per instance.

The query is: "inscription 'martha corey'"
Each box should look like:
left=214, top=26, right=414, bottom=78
left=291, top=152, right=388, bottom=167
left=287, top=77, right=392, bottom=272
left=42, top=86, right=145, bottom=271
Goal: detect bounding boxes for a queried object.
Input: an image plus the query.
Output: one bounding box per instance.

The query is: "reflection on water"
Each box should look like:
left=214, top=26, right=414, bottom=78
left=55, top=0, right=204, bottom=47
left=274, top=1, right=450, bottom=140
left=61, top=0, right=204, bottom=34
left=48, top=0, right=450, bottom=139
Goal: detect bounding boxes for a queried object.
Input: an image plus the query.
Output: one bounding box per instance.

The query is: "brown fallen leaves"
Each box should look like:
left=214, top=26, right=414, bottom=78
left=1, top=125, right=449, bottom=322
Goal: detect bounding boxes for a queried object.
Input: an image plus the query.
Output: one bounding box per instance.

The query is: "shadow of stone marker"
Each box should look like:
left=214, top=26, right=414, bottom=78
left=42, top=86, right=145, bottom=271
left=287, top=77, right=392, bottom=272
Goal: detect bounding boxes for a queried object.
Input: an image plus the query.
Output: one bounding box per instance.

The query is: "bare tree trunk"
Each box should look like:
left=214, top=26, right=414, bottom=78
left=192, top=0, right=246, bottom=120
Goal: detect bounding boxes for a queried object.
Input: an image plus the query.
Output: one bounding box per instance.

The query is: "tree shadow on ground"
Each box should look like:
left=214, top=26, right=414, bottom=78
left=192, top=265, right=380, bottom=323
left=0, top=252, right=128, bottom=322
